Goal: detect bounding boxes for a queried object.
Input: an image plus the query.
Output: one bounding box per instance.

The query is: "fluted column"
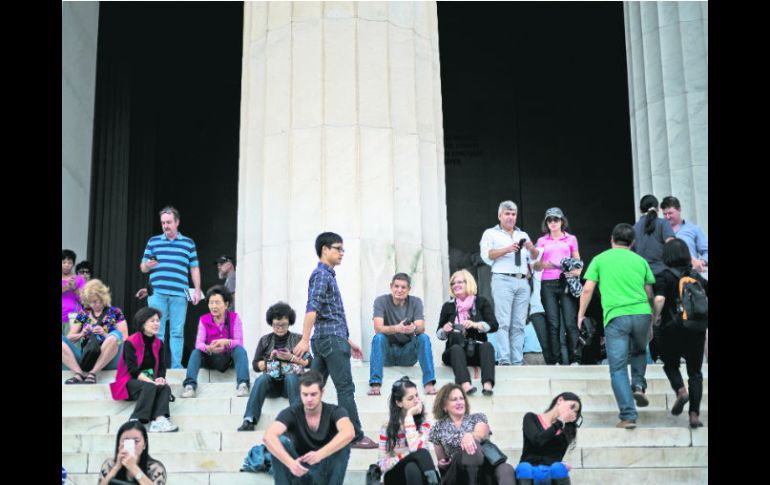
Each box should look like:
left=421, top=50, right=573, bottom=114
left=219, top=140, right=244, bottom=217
left=237, top=2, right=449, bottom=359
left=624, top=2, right=708, bottom=233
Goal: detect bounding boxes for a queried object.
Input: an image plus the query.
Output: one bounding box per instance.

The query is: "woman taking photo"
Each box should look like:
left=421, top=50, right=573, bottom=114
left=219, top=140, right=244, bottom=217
left=110, top=307, right=178, bottom=433
left=99, top=420, right=167, bottom=485
left=429, top=383, right=514, bottom=485
left=515, top=392, right=583, bottom=485
left=436, top=270, right=498, bottom=396
left=534, top=208, right=582, bottom=366
left=377, top=376, right=439, bottom=485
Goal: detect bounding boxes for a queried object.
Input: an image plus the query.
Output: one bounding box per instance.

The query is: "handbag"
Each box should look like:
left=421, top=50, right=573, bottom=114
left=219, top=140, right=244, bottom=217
left=479, top=440, right=507, bottom=467
left=365, top=464, right=382, bottom=485
left=80, top=335, right=103, bottom=372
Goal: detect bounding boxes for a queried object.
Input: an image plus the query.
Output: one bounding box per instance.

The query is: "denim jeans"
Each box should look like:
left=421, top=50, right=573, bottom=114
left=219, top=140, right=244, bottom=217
left=604, top=314, right=650, bottom=421
left=243, top=373, right=301, bottom=424
left=183, top=346, right=250, bottom=390
left=490, top=273, right=531, bottom=365
left=541, top=279, right=579, bottom=364
left=515, top=462, right=569, bottom=484
left=368, top=333, right=436, bottom=386
left=147, top=292, right=189, bottom=369
left=61, top=334, right=122, bottom=371
left=272, top=435, right=350, bottom=485
left=311, top=335, right=363, bottom=442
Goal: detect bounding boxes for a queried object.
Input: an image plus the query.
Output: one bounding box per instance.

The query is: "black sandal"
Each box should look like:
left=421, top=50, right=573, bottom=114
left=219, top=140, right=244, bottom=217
left=83, top=372, right=97, bottom=384
left=65, top=373, right=86, bottom=385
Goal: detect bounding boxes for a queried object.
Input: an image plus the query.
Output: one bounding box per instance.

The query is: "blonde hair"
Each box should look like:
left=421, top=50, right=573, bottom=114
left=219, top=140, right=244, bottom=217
left=81, top=279, right=112, bottom=308
left=449, top=269, right=478, bottom=298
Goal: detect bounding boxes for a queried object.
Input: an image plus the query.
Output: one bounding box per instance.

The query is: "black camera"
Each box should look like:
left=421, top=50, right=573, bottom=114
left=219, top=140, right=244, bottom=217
left=517, top=238, right=527, bottom=251
left=577, top=317, right=597, bottom=348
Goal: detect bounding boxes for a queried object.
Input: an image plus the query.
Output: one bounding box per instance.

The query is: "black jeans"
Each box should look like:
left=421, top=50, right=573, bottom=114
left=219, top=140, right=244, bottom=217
left=661, top=323, right=706, bottom=415
left=384, top=449, right=438, bottom=485
left=126, top=380, right=172, bottom=422
left=528, top=312, right=552, bottom=364
left=541, top=279, right=579, bottom=364
left=441, top=335, right=495, bottom=387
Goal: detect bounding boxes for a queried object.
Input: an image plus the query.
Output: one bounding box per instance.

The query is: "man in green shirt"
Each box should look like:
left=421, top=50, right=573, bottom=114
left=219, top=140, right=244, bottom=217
left=577, top=223, right=655, bottom=429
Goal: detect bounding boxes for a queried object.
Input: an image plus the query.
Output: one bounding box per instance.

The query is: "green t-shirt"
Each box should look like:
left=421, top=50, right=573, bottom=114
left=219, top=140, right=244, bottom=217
left=583, top=248, right=656, bottom=326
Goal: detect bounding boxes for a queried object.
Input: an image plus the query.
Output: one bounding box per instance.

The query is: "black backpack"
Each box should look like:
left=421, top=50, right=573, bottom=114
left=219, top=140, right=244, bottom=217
left=665, top=268, right=708, bottom=332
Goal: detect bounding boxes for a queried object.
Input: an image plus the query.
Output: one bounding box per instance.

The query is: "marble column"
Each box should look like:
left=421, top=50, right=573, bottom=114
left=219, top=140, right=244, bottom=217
left=624, top=2, right=708, bottom=233
left=237, top=2, right=449, bottom=360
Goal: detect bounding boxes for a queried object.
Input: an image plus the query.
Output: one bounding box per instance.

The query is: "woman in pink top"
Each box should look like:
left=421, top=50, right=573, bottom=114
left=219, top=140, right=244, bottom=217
left=535, top=208, right=582, bottom=365
left=62, top=249, right=86, bottom=327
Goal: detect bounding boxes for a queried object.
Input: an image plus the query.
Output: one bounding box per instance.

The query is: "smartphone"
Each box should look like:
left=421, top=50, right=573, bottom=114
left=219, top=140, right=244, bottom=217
left=149, top=255, right=157, bottom=261
left=124, top=438, right=136, bottom=456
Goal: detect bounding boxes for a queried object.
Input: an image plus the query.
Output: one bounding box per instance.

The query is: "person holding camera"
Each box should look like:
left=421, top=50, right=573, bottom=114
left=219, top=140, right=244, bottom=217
left=62, top=279, right=128, bottom=384
left=515, top=392, right=583, bottom=485
left=181, top=285, right=250, bottom=399
left=237, top=301, right=312, bottom=431
left=377, top=376, right=439, bottom=485
left=263, top=370, right=355, bottom=485
left=62, top=249, right=86, bottom=334
left=534, top=207, right=583, bottom=366
left=436, top=270, right=498, bottom=396
left=368, top=273, right=436, bottom=397
left=99, top=420, right=167, bottom=485
left=479, top=200, right=540, bottom=366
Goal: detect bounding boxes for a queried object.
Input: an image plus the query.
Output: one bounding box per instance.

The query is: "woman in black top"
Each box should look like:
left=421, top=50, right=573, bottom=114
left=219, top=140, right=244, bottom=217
left=436, top=270, right=498, bottom=396
left=653, top=239, right=708, bottom=428
left=515, top=392, right=582, bottom=485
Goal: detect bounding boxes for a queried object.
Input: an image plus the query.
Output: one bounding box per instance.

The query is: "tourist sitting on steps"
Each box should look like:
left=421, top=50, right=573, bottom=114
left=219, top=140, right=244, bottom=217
left=99, top=420, right=167, bottom=485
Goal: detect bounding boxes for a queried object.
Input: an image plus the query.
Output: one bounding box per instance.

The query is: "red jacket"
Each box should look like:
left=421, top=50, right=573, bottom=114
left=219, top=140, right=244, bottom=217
left=110, top=332, right=161, bottom=401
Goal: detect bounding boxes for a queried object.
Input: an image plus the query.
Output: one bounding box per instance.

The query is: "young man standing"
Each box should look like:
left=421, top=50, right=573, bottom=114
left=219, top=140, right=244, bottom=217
left=292, top=232, right=378, bottom=448
left=577, top=223, right=656, bottom=429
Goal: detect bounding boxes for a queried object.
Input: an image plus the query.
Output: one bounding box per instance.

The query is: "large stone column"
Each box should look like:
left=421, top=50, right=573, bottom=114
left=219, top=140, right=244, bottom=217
left=237, top=2, right=449, bottom=360
left=624, top=2, right=708, bottom=233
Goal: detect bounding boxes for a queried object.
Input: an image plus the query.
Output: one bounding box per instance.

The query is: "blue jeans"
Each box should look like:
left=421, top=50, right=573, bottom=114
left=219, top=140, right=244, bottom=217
left=515, top=462, right=569, bottom=484
left=604, top=314, right=650, bottom=421
left=61, top=334, right=122, bottom=371
left=490, top=273, right=530, bottom=365
left=311, top=335, right=363, bottom=442
left=183, top=346, right=250, bottom=389
left=243, top=373, right=300, bottom=424
left=147, top=293, right=189, bottom=368
left=369, top=333, right=436, bottom=386
left=272, top=435, right=350, bottom=485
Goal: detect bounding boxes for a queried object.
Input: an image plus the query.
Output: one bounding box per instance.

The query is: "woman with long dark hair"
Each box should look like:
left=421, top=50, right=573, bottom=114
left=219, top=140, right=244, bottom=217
left=377, top=376, right=439, bottom=484
left=98, top=420, right=167, bottom=485
left=515, top=392, right=583, bottom=485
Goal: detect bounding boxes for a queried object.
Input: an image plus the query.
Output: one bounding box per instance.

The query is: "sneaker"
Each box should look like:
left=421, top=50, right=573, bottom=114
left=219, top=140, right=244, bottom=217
left=181, top=385, right=196, bottom=398
left=351, top=436, right=378, bottom=449
left=633, top=386, right=649, bottom=407
left=238, top=419, right=255, bottom=432
left=616, top=419, right=637, bottom=429
left=237, top=382, right=249, bottom=397
left=570, top=362, right=580, bottom=366
left=149, top=416, right=179, bottom=433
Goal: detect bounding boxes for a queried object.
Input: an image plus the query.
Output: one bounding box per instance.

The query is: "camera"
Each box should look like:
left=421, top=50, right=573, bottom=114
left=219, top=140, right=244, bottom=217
left=577, top=317, right=597, bottom=348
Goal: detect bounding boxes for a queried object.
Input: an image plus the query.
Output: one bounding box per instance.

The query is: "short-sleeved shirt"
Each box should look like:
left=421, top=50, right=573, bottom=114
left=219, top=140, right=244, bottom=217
left=61, top=275, right=86, bottom=321
left=653, top=266, right=709, bottom=328
left=276, top=402, right=350, bottom=456
left=225, top=271, right=236, bottom=294
left=428, top=413, right=488, bottom=458
left=74, top=306, right=126, bottom=345
left=536, top=232, right=579, bottom=281
left=141, top=232, right=199, bottom=297
left=633, top=217, right=675, bottom=275
left=479, top=225, right=536, bottom=274
left=583, top=248, right=656, bottom=326
left=305, top=262, right=349, bottom=340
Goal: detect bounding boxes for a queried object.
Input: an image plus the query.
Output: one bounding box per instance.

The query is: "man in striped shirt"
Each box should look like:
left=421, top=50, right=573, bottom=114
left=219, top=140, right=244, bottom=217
left=140, top=206, right=202, bottom=369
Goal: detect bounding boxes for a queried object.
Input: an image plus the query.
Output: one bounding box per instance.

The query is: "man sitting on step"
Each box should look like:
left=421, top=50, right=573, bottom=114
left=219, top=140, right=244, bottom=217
left=263, top=370, right=354, bottom=485
left=368, top=273, right=437, bottom=396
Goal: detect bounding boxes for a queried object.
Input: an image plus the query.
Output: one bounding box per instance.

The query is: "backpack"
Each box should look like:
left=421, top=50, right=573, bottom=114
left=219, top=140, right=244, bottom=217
left=240, top=444, right=273, bottom=474
left=665, top=268, right=708, bottom=331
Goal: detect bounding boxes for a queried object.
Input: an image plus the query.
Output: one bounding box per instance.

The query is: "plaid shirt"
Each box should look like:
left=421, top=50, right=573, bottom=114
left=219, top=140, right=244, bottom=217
left=306, top=262, right=349, bottom=340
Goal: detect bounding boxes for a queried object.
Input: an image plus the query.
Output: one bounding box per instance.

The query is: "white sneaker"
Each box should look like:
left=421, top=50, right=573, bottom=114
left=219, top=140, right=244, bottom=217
left=149, top=416, right=179, bottom=433
left=570, top=362, right=580, bottom=366
left=181, top=385, right=196, bottom=398
left=237, top=382, right=249, bottom=397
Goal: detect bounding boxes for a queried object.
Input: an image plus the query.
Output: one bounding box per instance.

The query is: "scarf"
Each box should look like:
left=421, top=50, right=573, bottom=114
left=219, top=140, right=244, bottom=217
left=455, top=295, right=476, bottom=323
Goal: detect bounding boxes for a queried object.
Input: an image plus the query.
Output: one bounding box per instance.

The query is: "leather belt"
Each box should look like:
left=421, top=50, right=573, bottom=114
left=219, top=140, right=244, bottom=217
left=495, top=273, right=527, bottom=279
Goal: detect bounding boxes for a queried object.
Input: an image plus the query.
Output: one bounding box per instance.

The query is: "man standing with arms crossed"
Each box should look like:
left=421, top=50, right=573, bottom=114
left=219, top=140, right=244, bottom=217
left=140, top=206, right=202, bottom=369
left=293, top=232, right=378, bottom=448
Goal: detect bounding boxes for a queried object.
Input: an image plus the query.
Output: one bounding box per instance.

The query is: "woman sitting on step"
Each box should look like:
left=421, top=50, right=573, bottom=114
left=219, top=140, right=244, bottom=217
left=110, top=307, right=178, bottom=433
left=429, top=383, right=515, bottom=485
left=378, top=376, right=440, bottom=485
left=99, top=420, right=167, bottom=485
left=515, top=392, right=583, bottom=485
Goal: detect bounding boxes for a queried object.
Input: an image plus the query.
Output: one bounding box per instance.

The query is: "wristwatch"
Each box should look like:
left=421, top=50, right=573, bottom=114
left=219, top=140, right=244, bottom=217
left=133, top=470, right=145, bottom=481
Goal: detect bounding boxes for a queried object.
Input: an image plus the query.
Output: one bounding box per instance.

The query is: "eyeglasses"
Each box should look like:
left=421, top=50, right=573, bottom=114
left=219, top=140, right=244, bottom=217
left=272, top=323, right=290, bottom=329
left=452, top=280, right=466, bottom=285
left=77, top=270, right=91, bottom=275
left=546, top=217, right=561, bottom=223
left=330, top=245, right=345, bottom=253
left=392, top=376, right=412, bottom=389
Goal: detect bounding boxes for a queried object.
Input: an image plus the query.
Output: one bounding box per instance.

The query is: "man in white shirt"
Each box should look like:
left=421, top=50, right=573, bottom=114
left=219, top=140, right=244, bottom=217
left=479, top=201, right=540, bottom=365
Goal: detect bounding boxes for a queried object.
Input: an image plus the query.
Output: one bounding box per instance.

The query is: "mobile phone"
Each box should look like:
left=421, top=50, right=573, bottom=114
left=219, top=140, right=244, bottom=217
left=274, top=348, right=288, bottom=353
left=149, top=255, right=157, bottom=261
left=124, top=438, right=136, bottom=456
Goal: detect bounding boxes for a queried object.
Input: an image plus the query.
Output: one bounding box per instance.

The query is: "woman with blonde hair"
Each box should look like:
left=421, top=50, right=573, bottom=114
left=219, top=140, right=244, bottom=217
left=436, top=270, right=498, bottom=396
left=62, top=279, right=128, bottom=384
